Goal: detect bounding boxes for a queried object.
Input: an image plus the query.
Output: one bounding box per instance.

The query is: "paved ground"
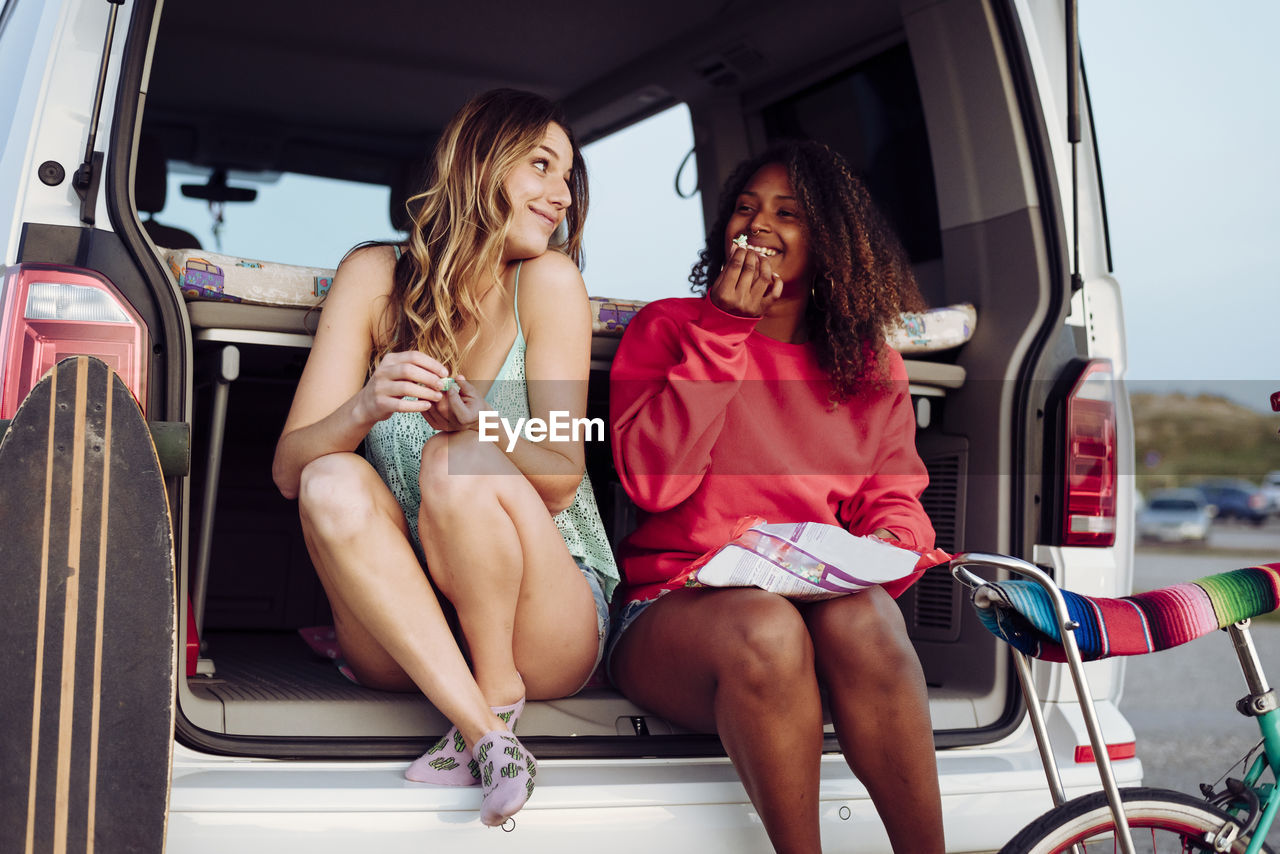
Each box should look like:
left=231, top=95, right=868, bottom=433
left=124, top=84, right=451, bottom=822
left=1120, top=520, right=1280, bottom=848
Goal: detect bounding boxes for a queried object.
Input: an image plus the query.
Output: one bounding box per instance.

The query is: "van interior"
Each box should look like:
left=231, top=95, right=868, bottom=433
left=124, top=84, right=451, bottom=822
left=127, top=0, right=1084, bottom=757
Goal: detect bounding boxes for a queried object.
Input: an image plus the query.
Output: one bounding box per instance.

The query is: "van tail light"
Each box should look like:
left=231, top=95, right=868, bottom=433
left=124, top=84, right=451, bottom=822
left=0, top=264, right=149, bottom=419
left=186, top=596, right=200, bottom=677
left=1075, top=741, right=1136, bottom=764
left=1063, top=360, right=1117, bottom=546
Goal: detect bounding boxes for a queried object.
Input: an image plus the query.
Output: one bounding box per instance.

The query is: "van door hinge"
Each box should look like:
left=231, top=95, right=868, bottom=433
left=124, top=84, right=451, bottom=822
left=72, top=0, right=126, bottom=226
left=72, top=152, right=105, bottom=227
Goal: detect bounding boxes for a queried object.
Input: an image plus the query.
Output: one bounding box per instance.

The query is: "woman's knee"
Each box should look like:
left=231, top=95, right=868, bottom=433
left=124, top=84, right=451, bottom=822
left=298, top=453, right=385, bottom=540
left=418, top=431, right=508, bottom=512
left=713, top=594, right=815, bottom=690
left=808, top=589, right=918, bottom=677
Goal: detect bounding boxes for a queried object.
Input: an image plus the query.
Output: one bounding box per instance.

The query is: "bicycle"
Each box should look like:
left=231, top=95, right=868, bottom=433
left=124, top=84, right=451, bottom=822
left=949, top=389, right=1280, bottom=854
left=950, top=550, right=1280, bottom=853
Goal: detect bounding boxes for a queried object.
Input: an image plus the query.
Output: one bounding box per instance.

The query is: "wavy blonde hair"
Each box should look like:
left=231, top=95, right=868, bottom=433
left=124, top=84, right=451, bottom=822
left=374, top=89, right=589, bottom=372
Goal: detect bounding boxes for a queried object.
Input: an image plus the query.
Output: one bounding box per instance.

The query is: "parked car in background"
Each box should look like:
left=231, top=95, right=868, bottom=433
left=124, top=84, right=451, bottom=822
left=1136, top=489, right=1212, bottom=544
left=1193, top=480, right=1270, bottom=525
left=1261, top=471, right=1280, bottom=514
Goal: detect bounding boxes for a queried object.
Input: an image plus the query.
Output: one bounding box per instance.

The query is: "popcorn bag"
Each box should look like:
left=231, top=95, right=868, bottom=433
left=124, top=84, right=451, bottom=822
left=673, top=515, right=951, bottom=601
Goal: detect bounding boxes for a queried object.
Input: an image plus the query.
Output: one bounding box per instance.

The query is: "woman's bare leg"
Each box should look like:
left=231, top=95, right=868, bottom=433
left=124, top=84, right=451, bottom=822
left=417, top=430, right=600, bottom=703
left=298, top=452, right=504, bottom=744
left=802, top=589, right=945, bottom=854
left=611, top=589, right=825, bottom=854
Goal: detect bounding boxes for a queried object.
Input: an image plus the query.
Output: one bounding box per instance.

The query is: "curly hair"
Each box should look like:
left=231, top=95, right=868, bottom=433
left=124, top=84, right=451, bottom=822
left=372, top=89, right=589, bottom=373
left=690, top=140, right=923, bottom=399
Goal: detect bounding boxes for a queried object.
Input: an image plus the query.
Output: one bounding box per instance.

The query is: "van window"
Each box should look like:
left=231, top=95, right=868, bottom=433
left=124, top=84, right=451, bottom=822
left=580, top=103, right=705, bottom=302
left=157, top=103, right=706, bottom=303
left=762, top=44, right=942, bottom=263
left=159, top=168, right=397, bottom=268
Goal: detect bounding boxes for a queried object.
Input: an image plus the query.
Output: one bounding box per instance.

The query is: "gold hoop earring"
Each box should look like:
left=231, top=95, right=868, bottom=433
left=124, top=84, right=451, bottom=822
left=810, top=275, right=832, bottom=307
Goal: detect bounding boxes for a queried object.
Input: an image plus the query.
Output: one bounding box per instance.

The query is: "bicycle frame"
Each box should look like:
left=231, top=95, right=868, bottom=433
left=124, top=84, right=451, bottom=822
left=950, top=553, right=1138, bottom=853
left=951, top=552, right=1280, bottom=854
left=1224, top=621, right=1280, bottom=854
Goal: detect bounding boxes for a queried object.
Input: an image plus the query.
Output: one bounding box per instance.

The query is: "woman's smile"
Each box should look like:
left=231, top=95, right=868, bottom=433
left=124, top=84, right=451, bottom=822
left=731, top=233, right=778, bottom=258
left=503, top=123, right=574, bottom=259
left=725, top=162, right=813, bottom=288
left=529, top=205, right=559, bottom=231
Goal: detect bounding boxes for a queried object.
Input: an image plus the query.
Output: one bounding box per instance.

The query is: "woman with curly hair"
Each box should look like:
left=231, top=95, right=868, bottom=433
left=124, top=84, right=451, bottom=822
left=272, top=89, right=617, bottom=826
left=609, top=140, right=943, bottom=852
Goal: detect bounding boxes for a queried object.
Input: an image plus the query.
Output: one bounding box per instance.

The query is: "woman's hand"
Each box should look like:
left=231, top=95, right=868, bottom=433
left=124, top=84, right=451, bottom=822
left=423, top=374, right=485, bottom=433
left=353, top=350, right=449, bottom=425
left=709, top=245, right=785, bottom=317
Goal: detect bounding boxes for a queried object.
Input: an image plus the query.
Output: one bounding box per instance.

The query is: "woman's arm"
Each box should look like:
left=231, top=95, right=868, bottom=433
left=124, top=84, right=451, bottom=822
left=610, top=247, right=783, bottom=512
left=838, top=350, right=934, bottom=550
left=490, top=252, right=596, bottom=514
left=272, top=246, right=446, bottom=499
left=609, top=298, right=760, bottom=513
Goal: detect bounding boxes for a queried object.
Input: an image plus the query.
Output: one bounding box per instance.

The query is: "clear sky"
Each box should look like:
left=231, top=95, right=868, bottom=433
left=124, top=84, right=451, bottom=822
left=161, top=3, right=1277, bottom=410
left=1079, top=1, right=1279, bottom=409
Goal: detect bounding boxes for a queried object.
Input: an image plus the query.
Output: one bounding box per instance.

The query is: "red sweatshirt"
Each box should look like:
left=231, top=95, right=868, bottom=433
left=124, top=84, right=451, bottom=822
left=610, top=297, right=934, bottom=608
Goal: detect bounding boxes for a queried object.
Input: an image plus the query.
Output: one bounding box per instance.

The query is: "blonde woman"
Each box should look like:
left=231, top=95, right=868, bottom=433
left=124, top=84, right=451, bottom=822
left=272, top=89, right=617, bottom=826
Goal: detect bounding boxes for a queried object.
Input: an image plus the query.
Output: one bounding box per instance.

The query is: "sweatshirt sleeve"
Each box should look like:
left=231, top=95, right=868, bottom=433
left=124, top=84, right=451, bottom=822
left=838, top=350, right=935, bottom=554
left=610, top=298, right=758, bottom=512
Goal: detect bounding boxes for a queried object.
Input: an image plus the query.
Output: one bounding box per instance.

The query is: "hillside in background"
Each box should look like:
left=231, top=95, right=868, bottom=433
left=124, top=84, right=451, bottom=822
left=1131, top=392, right=1280, bottom=490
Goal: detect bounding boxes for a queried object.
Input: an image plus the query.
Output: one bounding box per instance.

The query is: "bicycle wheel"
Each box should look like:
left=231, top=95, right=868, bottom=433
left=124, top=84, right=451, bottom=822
left=1000, top=786, right=1275, bottom=854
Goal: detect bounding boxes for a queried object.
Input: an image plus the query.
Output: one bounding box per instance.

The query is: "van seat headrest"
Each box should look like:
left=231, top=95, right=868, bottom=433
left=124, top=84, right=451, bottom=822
left=135, top=134, right=169, bottom=215
left=389, top=162, right=417, bottom=234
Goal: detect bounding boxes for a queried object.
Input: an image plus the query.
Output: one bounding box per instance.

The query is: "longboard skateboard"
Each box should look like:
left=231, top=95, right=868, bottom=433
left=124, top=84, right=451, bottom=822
left=0, top=356, right=177, bottom=853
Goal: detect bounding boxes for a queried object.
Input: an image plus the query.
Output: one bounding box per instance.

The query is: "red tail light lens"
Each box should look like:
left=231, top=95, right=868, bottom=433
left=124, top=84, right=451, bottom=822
left=0, top=265, right=149, bottom=418
left=1063, top=360, right=1116, bottom=546
left=1074, top=741, right=1136, bottom=763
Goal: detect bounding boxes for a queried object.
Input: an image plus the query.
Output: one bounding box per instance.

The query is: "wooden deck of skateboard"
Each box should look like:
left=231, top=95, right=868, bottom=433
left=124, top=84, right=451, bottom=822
left=0, top=356, right=177, bottom=853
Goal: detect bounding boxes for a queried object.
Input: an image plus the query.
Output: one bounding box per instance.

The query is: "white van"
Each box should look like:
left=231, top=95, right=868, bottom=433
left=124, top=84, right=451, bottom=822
left=0, top=1, right=1139, bottom=850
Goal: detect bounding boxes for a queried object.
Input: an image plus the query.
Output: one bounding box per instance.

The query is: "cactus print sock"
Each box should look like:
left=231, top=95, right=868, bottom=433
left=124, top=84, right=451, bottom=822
left=475, top=730, right=537, bottom=827
left=404, top=697, right=525, bottom=786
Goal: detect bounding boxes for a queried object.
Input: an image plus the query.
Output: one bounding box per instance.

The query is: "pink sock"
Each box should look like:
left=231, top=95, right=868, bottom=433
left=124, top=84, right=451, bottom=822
left=404, top=697, right=524, bottom=786
left=475, top=730, right=537, bottom=827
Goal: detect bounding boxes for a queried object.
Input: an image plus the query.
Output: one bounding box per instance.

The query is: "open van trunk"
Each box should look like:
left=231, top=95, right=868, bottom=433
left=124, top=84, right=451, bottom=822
left=0, top=0, right=1146, bottom=843
left=104, top=0, right=1122, bottom=777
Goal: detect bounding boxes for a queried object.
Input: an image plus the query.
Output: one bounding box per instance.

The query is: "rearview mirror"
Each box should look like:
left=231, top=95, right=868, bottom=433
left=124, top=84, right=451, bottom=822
left=181, top=168, right=257, bottom=203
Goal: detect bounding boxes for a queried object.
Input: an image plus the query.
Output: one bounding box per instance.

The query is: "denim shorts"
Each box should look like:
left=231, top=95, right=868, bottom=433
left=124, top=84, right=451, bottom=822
left=571, top=557, right=612, bottom=695
left=602, top=591, right=667, bottom=688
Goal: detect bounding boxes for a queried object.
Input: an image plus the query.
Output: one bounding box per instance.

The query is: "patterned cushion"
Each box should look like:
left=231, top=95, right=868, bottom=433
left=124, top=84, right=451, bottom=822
left=164, top=248, right=977, bottom=351
left=588, top=297, right=646, bottom=337
left=165, top=249, right=646, bottom=336
left=165, top=249, right=334, bottom=307
left=886, top=303, right=977, bottom=353
left=974, top=563, right=1280, bottom=661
